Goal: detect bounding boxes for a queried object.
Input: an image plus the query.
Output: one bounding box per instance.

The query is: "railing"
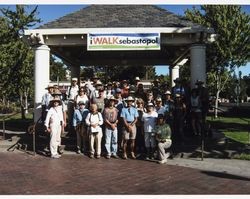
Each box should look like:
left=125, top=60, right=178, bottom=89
left=0, top=111, right=36, bottom=156
left=0, top=112, right=20, bottom=140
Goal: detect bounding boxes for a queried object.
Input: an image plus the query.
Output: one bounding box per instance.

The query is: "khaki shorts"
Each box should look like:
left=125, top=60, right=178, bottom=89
left=122, top=125, right=137, bottom=140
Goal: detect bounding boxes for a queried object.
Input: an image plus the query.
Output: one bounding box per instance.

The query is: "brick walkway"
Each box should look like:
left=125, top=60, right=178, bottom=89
left=0, top=153, right=250, bottom=194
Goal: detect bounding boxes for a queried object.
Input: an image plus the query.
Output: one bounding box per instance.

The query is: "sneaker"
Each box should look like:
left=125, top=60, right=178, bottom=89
left=76, top=149, right=81, bottom=154
left=158, top=159, right=167, bottom=164
left=51, top=154, right=61, bottom=159
left=122, top=153, right=128, bottom=159
left=89, top=154, right=94, bottom=159
left=165, top=152, right=170, bottom=159
left=106, top=155, right=111, bottom=159
left=96, top=155, right=101, bottom=159
left=58, top=147, right=64, bottom=155
left=112, top=154, right=119, bottom=159
left=131, top=152, right=136, bottom=159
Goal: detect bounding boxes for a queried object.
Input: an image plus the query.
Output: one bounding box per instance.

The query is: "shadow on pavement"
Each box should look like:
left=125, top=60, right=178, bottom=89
left=201, top=170, right=250, bottom=181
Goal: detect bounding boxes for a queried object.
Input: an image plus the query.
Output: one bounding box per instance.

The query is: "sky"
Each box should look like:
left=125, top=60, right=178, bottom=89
left=0, top=4, right=249, bottom=76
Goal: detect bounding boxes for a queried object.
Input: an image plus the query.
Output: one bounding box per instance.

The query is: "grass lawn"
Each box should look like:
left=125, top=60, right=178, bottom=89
left=207, top=116, right=250, bottom=160
left=207, top=116, right=250, bottom=145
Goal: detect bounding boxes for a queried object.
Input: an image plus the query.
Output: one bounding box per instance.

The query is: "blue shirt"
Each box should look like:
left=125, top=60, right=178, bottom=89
left=120, top=106, right=138, bottom=122
left=73, top=108, right=89, bottom=127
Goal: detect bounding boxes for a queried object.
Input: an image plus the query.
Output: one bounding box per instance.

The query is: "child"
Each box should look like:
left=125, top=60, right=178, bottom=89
left=44, top=96, right=65, bottom=159
left=154, top=114, right=172, bottom=164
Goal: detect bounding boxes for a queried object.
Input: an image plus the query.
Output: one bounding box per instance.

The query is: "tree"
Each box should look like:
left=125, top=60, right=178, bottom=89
left=185, top=5, right=250, bottom=117
left=0, top=5, right=40, bottom=118
left=50, top=55, right=69, bottom=82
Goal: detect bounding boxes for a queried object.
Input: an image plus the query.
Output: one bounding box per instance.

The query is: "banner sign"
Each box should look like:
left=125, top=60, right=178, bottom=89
left=87, top=33, right=160, bottom=51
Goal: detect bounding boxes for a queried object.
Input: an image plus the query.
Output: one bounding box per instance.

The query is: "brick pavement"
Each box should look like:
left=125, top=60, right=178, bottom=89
left=0, top=153, right=250, bottom=195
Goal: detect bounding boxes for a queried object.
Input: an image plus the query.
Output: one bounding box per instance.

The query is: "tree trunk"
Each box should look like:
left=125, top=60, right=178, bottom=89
left=215, top=90, right=220, bottom=118
left=24, top=91, right=28, bottom=114
left=20, top=92, right=26, bottom=119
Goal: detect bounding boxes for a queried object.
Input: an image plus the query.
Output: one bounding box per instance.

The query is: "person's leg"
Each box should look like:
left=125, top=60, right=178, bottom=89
left=111, top=128, right=118, bottom=156
left=105, top=128, right=112, bottom=158
left=96, top=130, right=103, bottom=158
left=151, top=134, right=157, bottom=159
left=144, top=132, right=150, bottom=159
left=122, top=128, right=129, bottom=159
left=89, top=133, right=95, bottom=158
left=158, top=142, right=166, bottom=161
left=130, top=139, right=136, bottom=159
left=50, top=124, right=60, bottom=157
left=130, top=125, right=137, bottom=159
left=76, top=126, right=81, bottom=153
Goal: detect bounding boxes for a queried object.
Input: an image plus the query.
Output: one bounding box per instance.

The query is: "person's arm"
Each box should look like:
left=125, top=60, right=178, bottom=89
left=98, top=112, right=104, bottom=126
left=85, top=113, right=91, bottom=126
left=44, top=109, right=53, bottom=132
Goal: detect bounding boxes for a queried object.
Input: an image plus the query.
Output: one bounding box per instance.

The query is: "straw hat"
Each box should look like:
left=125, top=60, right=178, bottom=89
left=50, top=96, right=62, bottom=105
left=45, top=83, right=54, bottom=90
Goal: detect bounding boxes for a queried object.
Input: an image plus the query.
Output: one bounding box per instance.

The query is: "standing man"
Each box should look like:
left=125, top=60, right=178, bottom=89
left=196, top=80, right=209, bottom=134
left=41, top=83, right=54, bottom=122
left=120, top=96, right=138, bottom=159
left=73, top=101, right=89, bottom=154
left=103, top=96, right=119, bottom=159
left=66, top=77, right=79, bottom=133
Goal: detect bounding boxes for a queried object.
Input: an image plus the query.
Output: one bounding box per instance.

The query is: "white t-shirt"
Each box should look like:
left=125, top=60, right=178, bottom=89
left=142, top=111, right=158, bottom=132
left=67, top=85, right=79, bottom=100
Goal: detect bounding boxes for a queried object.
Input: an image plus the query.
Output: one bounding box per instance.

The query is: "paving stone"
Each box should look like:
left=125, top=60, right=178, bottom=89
left=0, top=153, right=250, bottom=194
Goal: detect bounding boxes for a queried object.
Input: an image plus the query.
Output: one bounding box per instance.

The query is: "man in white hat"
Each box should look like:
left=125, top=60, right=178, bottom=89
left=120, top=96, right=139, bottom=159
left=163, top=90, right=174, bottom=128
left=171, top=78, right=186, bottom=100
left=66, top=77, right=79, bottom=132
left=73, top=101, right=89, bottom=154
left=103, top=96, right=119, bottom=159
left=41, top=83, right=54, bottom=122
left=196, top=79, right=209, bottom=131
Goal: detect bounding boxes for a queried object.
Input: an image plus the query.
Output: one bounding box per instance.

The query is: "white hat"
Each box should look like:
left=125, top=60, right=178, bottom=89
left=72, top=77, right=78, bottom=81
left=135, top=77, right=140, bottom=81
left=50, top=96, right=62, bottom=105
left=156, top=97, right=162, bottom=101
left=147, top=102, right=154, bottom=107
left=125, top=96, right=134, bottom=101
left=96, top=80, right=102, bottom=85
left=45, top=83, right=54, bottom=89
left=164, top=90, right=171, bottom=95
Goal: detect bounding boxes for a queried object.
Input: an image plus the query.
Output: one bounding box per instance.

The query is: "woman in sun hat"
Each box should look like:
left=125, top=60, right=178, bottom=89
left=44, top=96, right=65, bottom=159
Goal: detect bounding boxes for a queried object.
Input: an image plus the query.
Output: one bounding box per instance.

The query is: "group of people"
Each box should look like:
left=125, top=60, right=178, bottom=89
left=41, top=75, right=209, bottom=164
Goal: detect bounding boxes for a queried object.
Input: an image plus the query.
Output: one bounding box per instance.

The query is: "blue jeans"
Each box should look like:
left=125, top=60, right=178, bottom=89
left=105, top=127, right=118, bottom=156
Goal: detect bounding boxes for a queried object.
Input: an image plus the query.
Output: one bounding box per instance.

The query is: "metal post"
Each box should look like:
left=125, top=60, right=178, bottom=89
left=3, top=117, right=5, bottom=140
left=201, top=133, right=204, bottom=161
left=248, top=121, right=250, bottom=145
left=33, top=123, right=36, bottom=156
left=201, top=120, right=205, bottom=161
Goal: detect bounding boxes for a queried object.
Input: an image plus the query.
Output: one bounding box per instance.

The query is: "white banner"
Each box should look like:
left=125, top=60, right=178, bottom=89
left=87, top=33, right=160, bottom=51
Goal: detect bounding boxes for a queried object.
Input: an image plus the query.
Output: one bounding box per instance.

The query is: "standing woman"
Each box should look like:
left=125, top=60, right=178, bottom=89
left=75, top=87, right=90, bottom=109
left=142, top=103, right=158, bottom=160
left=135, top=98, right=146, bottom=158
left=44, top=96, right=65, bottom=159
left=85, top=103, right=104, bottom=159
